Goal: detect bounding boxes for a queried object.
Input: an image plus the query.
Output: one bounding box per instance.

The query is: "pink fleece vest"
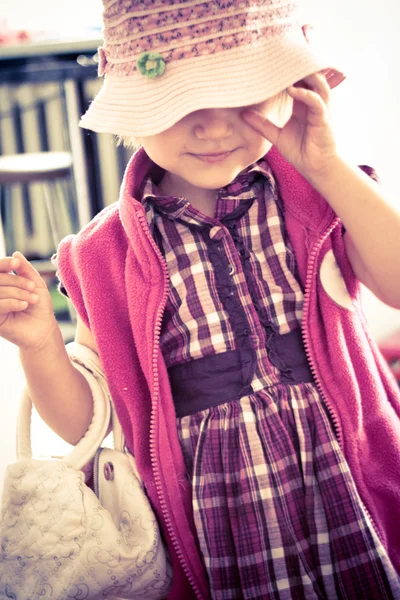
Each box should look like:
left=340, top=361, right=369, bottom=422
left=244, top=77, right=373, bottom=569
left=57, top=148, right=400, bottom=599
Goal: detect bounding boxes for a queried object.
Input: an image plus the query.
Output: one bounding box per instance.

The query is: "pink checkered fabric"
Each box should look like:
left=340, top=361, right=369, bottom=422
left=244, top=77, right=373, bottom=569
left=141, top=159, right=304, bottom=386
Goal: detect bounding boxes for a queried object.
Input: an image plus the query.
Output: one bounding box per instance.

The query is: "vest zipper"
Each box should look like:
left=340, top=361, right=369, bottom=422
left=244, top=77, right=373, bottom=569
left=300, top=217, right=343, bottom=447
left=93, top=447, right=103, bottom=498
left=136, top=210, right=204, bottom=600
left=301, top=216, right=384, bottom=542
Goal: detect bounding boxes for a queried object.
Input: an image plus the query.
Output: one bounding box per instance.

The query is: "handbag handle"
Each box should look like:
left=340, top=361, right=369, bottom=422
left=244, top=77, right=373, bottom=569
left=17, top=342, right=125, bottom=470
left=64, top=342, right=126, bottom=453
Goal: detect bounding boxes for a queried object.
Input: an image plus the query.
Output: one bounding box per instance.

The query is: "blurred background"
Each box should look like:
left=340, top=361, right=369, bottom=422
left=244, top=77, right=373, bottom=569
left=0, top=0, right=400, bottom=489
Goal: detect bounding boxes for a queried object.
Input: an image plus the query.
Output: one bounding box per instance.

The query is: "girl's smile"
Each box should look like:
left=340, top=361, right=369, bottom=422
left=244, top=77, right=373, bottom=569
left=190, top=149, right=238, bottom=163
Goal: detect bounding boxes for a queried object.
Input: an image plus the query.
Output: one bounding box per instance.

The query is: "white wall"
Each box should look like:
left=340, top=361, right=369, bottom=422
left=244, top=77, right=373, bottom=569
left=2, top=0, right=103, bottom=34
left=323, top=0, right=400, bottom=338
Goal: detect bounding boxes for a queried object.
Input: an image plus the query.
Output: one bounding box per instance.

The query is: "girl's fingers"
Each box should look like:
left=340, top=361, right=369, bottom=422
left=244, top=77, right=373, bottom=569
left=11, top=251, right=46, bottom=288
left=0, top=272, right=36, bottom=291
left=287, top=85, right=326, bottom=118
left=293, top=72, right=330, bottom=106
left=316, top=73, right=331, bottom=105
left=241, top=110, right=281, bottom=144
left=0, top=298, right=29, bottom=315
left=0, top=286, right=39, bottom=304
left=0, top=256, right=22, bottom=273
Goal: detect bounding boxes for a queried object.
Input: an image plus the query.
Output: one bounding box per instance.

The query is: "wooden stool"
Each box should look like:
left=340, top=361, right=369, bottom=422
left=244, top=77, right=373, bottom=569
left=0, top=151, right=75, bottom=253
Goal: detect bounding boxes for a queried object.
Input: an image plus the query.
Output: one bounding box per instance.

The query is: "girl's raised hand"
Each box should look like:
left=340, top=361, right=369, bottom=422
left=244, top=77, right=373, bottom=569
left=0, top=251, right=59, bottom=351
left=242, top=72, right=338, bottom=184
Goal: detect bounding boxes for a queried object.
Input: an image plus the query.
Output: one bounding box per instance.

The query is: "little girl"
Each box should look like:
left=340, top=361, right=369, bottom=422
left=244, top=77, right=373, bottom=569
left=1, top=1, right=400, bottom=598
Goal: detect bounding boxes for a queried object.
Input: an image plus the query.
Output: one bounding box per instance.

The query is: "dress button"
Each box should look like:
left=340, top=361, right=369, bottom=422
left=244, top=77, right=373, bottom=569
left=227, top=264, right=234, bottom=275
left=209, top=226, right=225, bottom=241
left=250, top=334, right=258, bottom=348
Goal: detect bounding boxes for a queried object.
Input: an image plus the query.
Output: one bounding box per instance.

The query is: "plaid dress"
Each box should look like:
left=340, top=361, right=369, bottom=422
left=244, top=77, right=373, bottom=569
left=141, top=161, right=400, bottom=599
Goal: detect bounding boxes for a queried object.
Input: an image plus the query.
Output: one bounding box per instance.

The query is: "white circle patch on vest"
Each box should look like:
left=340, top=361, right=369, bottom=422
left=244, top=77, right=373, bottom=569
left=320, top=249, right=355, bottom=311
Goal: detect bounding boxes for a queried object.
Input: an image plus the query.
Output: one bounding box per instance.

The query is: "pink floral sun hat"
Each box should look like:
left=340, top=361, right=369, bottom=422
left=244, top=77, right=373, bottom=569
left=79, top=0, right=345, bottom=138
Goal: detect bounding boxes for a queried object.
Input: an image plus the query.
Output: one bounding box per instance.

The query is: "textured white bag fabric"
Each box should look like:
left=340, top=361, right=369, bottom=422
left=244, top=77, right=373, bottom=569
left=0, top=343, right=172, bottom=600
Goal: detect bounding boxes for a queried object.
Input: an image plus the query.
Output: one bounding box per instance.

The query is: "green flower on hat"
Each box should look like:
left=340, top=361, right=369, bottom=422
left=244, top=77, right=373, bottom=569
left=137, top=52, right=166, bottom=79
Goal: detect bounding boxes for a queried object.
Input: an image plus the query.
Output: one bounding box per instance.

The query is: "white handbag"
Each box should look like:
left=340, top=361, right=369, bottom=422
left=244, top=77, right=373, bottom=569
left=0, top=343, right=172, bottom=600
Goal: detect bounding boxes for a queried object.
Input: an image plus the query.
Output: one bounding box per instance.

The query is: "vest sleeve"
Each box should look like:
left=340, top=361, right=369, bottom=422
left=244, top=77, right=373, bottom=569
left=51, top=253, right=69, bottom=299
left=53, top=233, right=91, bottom=330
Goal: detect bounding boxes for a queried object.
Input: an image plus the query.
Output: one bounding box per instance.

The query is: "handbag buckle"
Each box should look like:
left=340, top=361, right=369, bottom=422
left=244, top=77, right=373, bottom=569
left=103, top=461, right=114, bottom=481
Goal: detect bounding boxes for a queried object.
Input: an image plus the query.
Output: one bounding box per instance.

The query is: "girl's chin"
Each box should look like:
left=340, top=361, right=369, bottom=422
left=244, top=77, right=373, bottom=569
left=185, top=165, right=251, bottom=190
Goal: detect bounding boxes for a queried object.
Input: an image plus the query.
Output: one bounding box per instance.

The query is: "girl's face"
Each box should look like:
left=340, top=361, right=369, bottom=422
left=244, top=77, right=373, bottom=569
left=138, top=95, right=290, bottom=199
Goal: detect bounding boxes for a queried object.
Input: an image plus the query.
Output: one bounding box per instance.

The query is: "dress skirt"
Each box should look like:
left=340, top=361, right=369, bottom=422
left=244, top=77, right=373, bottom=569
left=176, top=382, right=400, bottom=600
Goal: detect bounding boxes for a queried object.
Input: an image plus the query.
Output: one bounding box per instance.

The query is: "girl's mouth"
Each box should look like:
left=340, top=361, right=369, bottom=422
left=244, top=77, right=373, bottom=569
left=192, top=150, right=235, bottom=163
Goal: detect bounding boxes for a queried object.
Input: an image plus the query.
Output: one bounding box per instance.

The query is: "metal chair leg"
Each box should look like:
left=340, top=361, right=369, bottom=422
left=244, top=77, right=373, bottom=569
left=42, top=179, right=76, bottom=323
left=42, top=180, right=65, bottom=249
left=0, top=185, right=17, bottom=255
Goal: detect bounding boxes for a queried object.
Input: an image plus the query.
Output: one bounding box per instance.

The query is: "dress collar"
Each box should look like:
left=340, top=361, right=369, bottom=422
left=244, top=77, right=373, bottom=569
left=140, top=157, right=276, bottom=225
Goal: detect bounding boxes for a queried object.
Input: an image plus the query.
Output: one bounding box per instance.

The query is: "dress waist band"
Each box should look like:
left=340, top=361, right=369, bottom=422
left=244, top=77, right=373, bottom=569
left=169, top=329, right=314, bottom=418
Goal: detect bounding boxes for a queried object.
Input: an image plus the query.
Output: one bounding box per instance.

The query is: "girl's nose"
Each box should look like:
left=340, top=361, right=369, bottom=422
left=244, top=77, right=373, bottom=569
left=194, top=109, right=233, bottom=140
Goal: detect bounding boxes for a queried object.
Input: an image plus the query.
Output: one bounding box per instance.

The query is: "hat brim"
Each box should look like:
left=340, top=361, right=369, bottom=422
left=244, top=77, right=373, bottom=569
left=79, top=31, right=345, bottom=138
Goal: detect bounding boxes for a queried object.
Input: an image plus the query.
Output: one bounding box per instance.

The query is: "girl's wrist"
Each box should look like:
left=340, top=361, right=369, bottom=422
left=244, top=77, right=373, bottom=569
left=304, top=154, right=349, bottom=199
left=19, top=318, right=65, bottom=357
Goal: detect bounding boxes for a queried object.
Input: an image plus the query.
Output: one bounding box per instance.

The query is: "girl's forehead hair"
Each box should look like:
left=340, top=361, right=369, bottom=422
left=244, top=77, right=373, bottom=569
left=79, top=0, right=344, bottom=138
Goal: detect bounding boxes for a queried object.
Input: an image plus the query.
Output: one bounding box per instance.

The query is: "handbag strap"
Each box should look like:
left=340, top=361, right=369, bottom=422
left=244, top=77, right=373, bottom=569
left=17, top=342, right=125, bottom=469
left=111, top=402, right=126, bottom=453
left=65, top=342, right=126, bottom=453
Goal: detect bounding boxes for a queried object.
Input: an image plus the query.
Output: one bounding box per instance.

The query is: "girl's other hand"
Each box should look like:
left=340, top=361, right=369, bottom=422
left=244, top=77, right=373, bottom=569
left=241, top=72, right=338, bottom=184
left=0, top=251, right=59, bottom=351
